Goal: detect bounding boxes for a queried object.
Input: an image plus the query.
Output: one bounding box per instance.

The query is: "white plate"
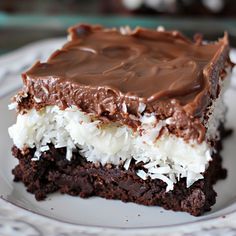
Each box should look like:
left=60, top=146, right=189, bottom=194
left=0, top=40, right=236, bottom=236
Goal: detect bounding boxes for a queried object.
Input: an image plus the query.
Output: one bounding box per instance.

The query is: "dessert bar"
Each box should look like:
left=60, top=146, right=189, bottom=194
left=9, top=24, right=232, bottom=216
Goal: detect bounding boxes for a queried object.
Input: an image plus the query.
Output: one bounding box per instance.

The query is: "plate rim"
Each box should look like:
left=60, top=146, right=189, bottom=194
left=1, top=195, right=236, bottom=236
left=1, top=192, right=236, bottom=230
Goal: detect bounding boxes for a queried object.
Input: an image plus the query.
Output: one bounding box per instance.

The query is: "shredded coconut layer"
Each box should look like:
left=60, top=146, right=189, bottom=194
left=9, top=93, right=225, bottom=191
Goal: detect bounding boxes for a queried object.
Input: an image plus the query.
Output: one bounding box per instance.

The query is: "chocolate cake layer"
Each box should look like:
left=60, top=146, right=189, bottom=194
left=11, top=127, right=230, bottom=216
left=15, top=25, right=231, bottom=142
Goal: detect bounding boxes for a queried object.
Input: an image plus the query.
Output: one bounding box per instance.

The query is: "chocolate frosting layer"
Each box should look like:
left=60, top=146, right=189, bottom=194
left=19, top=24, right=231, bottom=141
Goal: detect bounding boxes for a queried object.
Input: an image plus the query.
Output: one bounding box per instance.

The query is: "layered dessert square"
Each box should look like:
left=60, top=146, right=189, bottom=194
left=9, top=24, right=232, bottom=216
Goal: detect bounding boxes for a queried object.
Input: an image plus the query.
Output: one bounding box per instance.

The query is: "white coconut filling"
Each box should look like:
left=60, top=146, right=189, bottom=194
left=8, top=87, right=226, bottom=191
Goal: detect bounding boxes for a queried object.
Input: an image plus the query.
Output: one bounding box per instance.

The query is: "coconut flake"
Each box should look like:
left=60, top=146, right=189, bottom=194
left=136, top=170, right=148, bottom=180
left=34, top=96, right=42, bottom=103
left=148, top=166, right=171, bottom=174
left=157, top=26, right=165, bottom=32
left=186, top=172, right=203, bottom=187
left=40, top=145, right=49, bottom=152
left=8, top=102, right=18, bottom=110
left=122, top=102, right=127, bottom=113
left=120, top=26, right=131, bottom=35
left=138, top=102, right=146, bottom=114
left=144, top=160, right=159, bottom=169
left=124, top=158, right=132, bottom=170
left=150, top=173, right=174, bottom=192
left=140, top=113, right=156, bottom=124
left=165, top=117, right=174, bottom=125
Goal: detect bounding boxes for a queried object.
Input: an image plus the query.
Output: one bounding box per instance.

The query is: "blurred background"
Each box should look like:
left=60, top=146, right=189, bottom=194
left=1, top=0, right=236, bottom=16
left=0, top=0, right=236, bottom=54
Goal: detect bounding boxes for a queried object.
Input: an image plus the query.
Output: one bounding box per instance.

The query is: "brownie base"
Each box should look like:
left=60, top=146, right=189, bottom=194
left=12, top=129, right=230, bottom=216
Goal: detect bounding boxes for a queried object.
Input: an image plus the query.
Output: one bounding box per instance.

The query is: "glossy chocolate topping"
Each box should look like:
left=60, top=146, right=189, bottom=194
left=25, top=25, right=228, bottom=108
left=19, top=25, right=231, bottom=141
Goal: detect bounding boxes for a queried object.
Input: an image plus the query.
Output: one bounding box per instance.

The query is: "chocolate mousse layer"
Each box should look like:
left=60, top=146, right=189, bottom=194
left=14, top=25, right=231, bottom=142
